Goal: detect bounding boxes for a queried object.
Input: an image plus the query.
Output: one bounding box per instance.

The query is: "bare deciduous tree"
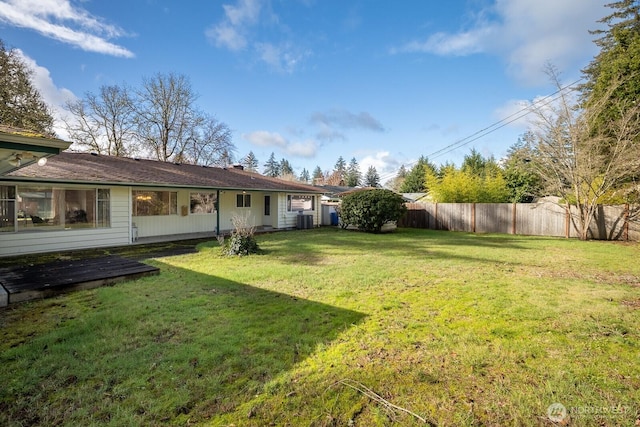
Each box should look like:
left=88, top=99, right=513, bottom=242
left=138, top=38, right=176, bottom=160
left=64, top=71, right=235, bottom=165
left=178, top=114, right=234, bottom=166
left=133, top=72, right=199, bottom=162
left=527, top=66, right=640, bottom=240
left=63, top=85, right=136, bottom=156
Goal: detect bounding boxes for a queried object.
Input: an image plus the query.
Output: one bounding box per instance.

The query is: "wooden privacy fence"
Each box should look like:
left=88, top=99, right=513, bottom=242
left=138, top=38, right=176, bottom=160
left=398, top=202, right=640, bottom=241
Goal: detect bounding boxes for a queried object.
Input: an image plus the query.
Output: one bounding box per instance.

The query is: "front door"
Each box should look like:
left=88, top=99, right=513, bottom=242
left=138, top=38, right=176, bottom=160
left=263, top=195, right=271, bottom=227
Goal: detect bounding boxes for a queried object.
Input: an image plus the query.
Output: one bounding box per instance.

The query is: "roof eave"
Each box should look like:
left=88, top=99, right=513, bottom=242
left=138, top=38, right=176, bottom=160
left=0, top=176, right=324, bottom=193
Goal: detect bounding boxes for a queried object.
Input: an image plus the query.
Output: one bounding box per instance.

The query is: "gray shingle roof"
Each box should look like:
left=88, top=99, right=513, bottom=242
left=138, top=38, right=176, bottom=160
left=5, top=152, right=323, bottom=193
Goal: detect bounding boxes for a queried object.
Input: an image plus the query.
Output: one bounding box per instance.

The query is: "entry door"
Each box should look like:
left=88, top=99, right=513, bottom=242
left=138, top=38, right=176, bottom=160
left=263, top=195, right=271, bottom=226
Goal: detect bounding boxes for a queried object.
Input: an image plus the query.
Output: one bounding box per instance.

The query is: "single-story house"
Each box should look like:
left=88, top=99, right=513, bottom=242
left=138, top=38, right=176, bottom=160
left=0, top=150, right=324, bottom=257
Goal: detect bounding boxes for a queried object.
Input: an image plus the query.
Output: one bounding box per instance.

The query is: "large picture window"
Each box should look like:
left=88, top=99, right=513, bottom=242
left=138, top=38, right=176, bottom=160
left=133, top=190, right=177, bottom=216
left=0, top=185, right=110, bottom=232
left=190, top=192, right=216, bottom=214
left=287, top=194, right=315, bottom=212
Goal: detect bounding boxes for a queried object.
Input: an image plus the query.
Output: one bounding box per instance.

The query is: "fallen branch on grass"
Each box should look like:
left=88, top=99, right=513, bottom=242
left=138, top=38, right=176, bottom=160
left=331, top=378, right=435, bottom=425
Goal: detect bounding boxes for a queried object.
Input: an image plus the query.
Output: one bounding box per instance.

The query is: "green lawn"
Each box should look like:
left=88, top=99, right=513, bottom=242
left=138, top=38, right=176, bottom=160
left=1, top=228, right=639, bottom=426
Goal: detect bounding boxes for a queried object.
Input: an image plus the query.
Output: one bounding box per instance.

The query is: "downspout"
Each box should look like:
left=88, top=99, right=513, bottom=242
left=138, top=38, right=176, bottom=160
left=216, top=189, right=220, bottom=236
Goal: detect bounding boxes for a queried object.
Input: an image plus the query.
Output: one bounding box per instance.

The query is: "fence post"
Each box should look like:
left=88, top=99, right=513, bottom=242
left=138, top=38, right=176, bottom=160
left=512, top=203, right=517, bottom=235
left=435, top=203, right=438, bottom=230
left=471, top=203, right=476, bottom=233
left=565, top=206, right=570, bottom=238
left=624, top=203, right=629, bottom=241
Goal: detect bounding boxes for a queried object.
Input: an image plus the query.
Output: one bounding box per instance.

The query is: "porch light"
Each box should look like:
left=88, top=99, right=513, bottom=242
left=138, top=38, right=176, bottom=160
left=8, top=154, right=21, bottom=167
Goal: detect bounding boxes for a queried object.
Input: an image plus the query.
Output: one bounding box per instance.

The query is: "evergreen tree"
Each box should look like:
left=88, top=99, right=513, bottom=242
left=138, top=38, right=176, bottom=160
left=397, top=164, right=407, bottom=178
left=461, top=148, right=486, bottom=176
left=388, top=165, right=407, bottom=192
left=364, top=165, right=380, bottom=187
left=399, top=156, right=435, bottom=192
left=0, top=39, right=54, bottom=134
left=334, top=156, right=347, bottom=179
left=242, top=151, right=259, bottom=172
left=502, top=134, right=542, bottom=202
left=581, top=1, right=640, bottom=130
left=216, top=149, right=233, bottom=167
left=312, top=165, right=324, bottom=184
left=263, top=152, right=280, bottom=177
left=279, top=158, right=294, bottom=176
left=345, top=157, right=362, bottom=187
left=299, top=168, right=311, bottom=183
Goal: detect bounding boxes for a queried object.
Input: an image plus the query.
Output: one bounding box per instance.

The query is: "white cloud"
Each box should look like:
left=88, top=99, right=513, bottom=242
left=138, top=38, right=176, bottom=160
left=286, top=140, right=318, bottom=158
left=243, top=130, right=288, bottom=147
left=394, top=0, right=607, bottom=84
left=359, top=151, right=401, bottom=178
left=17, top=50, right=77, bottom=138
left=255, top=41, right=309, bottom=74
left=0, top=0, right=134, bottom=57
left=243, top=130, right=318, bottom=158
left=223, top=0, right=261, bottom=26
left=206, top=0, right=261, bottom=51
left=206, top=0, right=310, bottom=72
left=494, top=98, right=531, bottom=130
left=207, top=23, right=248, bottom=51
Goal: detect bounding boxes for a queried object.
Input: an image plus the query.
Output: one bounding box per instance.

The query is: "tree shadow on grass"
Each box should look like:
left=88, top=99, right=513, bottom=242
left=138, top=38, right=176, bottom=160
left=0, top=263, right=366, bottom=426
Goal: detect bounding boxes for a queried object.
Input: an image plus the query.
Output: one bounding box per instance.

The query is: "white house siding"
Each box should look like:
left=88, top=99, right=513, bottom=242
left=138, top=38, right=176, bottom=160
left=0, top=185, right=323, bottom=256
left=276, top=193, right=320, bottom=229
left=0, top=186, right=130, bottom=257
left=216, top=190, right=265, bottom=233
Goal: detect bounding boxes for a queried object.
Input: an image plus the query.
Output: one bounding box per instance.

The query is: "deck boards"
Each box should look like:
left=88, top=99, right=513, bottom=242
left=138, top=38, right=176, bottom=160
left=0, top=256, right=159, bottom=304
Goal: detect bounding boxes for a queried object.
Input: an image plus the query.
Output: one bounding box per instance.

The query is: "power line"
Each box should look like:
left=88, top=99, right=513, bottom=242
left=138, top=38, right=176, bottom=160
left=379, top=78, right=583, bottom=183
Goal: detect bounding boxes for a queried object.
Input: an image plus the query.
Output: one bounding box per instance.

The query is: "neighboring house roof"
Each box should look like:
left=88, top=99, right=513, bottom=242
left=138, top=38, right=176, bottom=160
left=335, top=187, right=380, bottom=197
left=4, top=152, right=323, bottom=193
left=314, top=185, right=356, bottom=198
left=402, top=193, right=430, bottom=202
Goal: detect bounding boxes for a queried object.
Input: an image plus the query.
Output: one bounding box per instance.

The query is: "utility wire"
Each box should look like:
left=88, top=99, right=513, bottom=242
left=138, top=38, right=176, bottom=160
left=379, top=78, right=583, bottom=183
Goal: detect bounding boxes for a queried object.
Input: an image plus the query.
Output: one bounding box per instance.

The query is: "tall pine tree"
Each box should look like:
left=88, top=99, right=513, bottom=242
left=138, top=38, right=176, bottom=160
left=399, top=156, right=435, bottom=192
left=312, top=165, right=324, bottom=184
left=279, top=158, right=294, bottom=176
left=345, top=157, right=362, bottom=187
left=581, top=1, right=640, bottom=129
left=299, top=168, right=310, bottom=183
left=364, top=165, right=380, bottom=187
left=242, top=151, right=259, bottom=172
left=0, top=39, right=54, bottom=134
left=263, top=152, right=280, bottom=177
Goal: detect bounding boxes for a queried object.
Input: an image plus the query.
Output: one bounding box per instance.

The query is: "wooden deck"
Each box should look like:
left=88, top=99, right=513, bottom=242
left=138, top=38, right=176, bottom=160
left=0, top=255, right=159, bottom=305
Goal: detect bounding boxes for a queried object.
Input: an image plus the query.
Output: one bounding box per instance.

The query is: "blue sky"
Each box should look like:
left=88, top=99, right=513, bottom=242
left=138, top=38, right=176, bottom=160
left=0, top=0, right=608, bottom=183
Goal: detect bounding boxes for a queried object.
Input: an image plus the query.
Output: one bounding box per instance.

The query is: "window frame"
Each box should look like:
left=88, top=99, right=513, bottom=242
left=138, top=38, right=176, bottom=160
left=1, top=184, right=110, bottom=232
left=236, top=193, right=251, bottom=208
left=132, top=190, right=178, bottom=216
left=0, top=185, right=16, bottom=232
left=190, top=192, right=217, bottom=215
left=287, top=194, right=315, bottom=212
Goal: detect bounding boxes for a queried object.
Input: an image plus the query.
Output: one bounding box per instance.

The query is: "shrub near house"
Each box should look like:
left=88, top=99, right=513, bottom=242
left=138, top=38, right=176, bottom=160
left=338, top=189, right=407, bottom=233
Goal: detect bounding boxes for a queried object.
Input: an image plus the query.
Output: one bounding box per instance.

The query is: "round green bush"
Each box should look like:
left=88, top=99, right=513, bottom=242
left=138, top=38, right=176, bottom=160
left=338, top=189, right=407, bottom=233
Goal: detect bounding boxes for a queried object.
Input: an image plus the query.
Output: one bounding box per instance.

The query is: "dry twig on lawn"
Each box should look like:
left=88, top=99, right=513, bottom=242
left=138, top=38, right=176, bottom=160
left=330, top=378, right=435, bottom=425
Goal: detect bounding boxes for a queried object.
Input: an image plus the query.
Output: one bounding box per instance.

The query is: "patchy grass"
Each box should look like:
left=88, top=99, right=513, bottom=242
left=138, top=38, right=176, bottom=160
left=1, top=228, right=640, bottom=426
